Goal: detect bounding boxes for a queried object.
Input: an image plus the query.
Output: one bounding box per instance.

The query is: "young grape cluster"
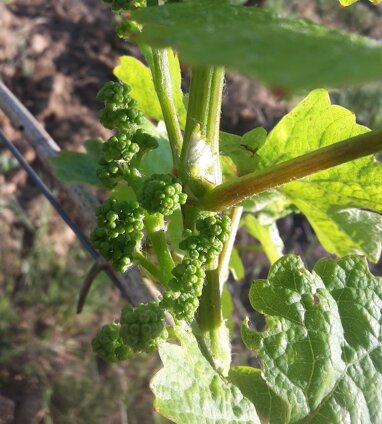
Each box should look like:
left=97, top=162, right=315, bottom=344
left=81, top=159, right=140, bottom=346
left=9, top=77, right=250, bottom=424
left=97, top=130, right=158, bottom=188
left=97, top=81, right=142, bottom=131
left=92, top=302, right=168, bottom=362
left=161, top=214, right=231, bottom=320
left=93, top=80, right=187, bottom=275
left=91, top=8, right=231, bottom=361
left=139, top=173, right=188, bottom=216
left=91, top=78, right=190, bottom=360
left=120, top=302, right=168, bottom=353
left=92, top=323, right=131, bottom=362
left=168, top=258, right=205, bottom=296
left=91, top=199, right=145, bottom=272
left=97, top=133, right=139, bottom=187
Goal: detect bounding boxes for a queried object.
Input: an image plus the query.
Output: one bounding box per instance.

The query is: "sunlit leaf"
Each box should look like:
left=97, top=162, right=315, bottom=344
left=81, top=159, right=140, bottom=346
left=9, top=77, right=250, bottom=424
left=151, top=327, right=261, bottom=424
left=240, top=255, right=382, bottom=423
left=256, top=89, right=382, bottom=261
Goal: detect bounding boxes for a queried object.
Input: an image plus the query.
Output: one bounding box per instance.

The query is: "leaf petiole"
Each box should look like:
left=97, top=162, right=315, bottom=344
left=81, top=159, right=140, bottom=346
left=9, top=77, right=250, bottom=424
left=201, top=129, right=382, bottom=211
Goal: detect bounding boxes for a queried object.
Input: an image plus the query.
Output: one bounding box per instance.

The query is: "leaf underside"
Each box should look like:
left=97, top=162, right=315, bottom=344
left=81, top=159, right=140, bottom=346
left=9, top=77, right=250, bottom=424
left=132, top=2, right=382, bottom=91
left=235, top=255, right=382, bottom=424
left=51, top=139, right=104, bottom=187
left=151, top=327, right=261, bottom=424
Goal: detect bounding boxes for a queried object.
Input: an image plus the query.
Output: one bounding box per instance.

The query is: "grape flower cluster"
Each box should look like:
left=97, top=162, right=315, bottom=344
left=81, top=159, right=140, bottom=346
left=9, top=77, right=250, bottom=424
left=120, top=302, right=168, bottom=353
left=139, top=173, right=188, bottom=216
left=97, top=81, right=142, bottom=131
left=92, top=79, right=190, bottom=361
left=92, top=323, right=131, bottom=362
left=91, top=199, right=145, bottom=272
left=92, top=302, right=167, bottom=361
left=161, top=214, right=231, bottom=320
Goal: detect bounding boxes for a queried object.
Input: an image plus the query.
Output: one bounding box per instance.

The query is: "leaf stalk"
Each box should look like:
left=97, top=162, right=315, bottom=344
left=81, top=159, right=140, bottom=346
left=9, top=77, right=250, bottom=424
left=151, top=48, right=183, bottom=167
left=201, top=129, right=382, bottom=211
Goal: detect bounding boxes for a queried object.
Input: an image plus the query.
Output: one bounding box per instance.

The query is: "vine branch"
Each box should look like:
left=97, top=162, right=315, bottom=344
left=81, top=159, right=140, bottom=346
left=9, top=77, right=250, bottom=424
left=151, top=48, right=183, bottom=166
left=201, top=129, right=382, bottom=211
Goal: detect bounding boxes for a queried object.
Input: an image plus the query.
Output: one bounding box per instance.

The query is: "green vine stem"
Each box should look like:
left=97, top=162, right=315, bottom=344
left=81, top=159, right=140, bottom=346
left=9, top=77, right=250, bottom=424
left=181, top=66, right=225, bottom=195
left=134, top=251, right=163, bottom=283
left=196, top=206, right=242, bottom=375
left=197, top=265, right=231, bottom=375
left=181, top=65, right=230, bottom=373
left=145, top=214, right=175, bottom=286
left=218, top=206, right=243, bottom=288
left=201, top=129, right=382, bottom=211
left=182, top=67, right=213, bottom=151
left=151, top=48, right=183, bottom=166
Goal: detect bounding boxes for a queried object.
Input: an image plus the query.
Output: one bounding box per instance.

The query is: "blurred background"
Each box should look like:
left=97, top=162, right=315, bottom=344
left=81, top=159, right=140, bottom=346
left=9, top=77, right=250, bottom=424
left=0, top=0, right=382, bottom=422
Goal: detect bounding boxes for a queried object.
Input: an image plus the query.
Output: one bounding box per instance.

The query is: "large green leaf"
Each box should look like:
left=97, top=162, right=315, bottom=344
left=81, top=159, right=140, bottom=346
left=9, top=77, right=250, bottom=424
left=239, top=255, right=382, bottom=423
left=256, top=89, right=382, bottom=262
left=151, top=327, right=260, bottom=424
left=229, top=367, right=290, bottom=424
left=51, top=139, right=104, bottom=187
left=132, top=2, right=382, bottom=91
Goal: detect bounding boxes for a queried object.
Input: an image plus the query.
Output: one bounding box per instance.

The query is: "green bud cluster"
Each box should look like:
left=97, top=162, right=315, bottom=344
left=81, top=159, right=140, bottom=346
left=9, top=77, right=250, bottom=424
left=97, top=81, right=142, bottom=131
left=180, top=215, right=231, bottom=264
left=91, top=199, right=145, bottom=272
left=120, top=302, right=168, bottom=353
left=132, top=129, right=159, bottom=157
left=168, top=258, right=205, bottom=297
left=96, top=80, right=158, bottom=189
left=196, top=215, right=231, bottom=243
left=92, top=323, right=131, bottom=362
left=179, top=234, right=223, bottom=263
left=97, top=129, right=158, bottom=188
left=163, top=214, right=231, bottom=321
left=97, top=133, right=140, bottom=187
left=139, top=173, right=187, bottom=216
left=161, top=291, right=199, bottom=321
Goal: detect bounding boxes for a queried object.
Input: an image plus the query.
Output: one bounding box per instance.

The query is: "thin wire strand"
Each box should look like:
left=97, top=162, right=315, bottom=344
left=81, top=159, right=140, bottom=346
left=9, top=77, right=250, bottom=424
left=0, top=128, right=141, bottom=303
left=0, top=128, right=100, bottom=260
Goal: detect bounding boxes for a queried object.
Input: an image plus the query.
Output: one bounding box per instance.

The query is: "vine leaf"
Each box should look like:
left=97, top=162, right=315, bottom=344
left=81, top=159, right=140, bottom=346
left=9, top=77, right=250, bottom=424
left=237, top=255, right=382, bottom=423
left=339, top=0, right=381, bottom=5
left=114, top=55, right=187, bottom=127
left=151, top=327, right=261, bottom=424
left=242, top=215, right=284, bottom=264
left=255, top=89, right=382, bottom=262
left=51, top=139, right=104, bottom=187
left=114, top=56, right=163, bottom=122
left=220, top=128, right=266, bottom=176
left=132, top=2, right=382, bottom=91
left=229, top=367, right=290, bottom=424
left=229, top=247, right=245, bottom=281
